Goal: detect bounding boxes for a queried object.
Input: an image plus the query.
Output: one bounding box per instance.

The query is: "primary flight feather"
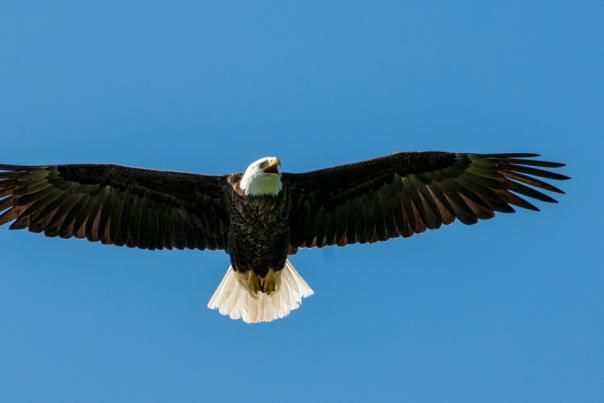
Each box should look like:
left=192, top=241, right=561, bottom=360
left=0, top=151, right=569, bottom=323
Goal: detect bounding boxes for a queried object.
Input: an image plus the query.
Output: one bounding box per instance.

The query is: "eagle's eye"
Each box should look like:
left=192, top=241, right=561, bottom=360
left=259, top=161, right=268, bottom=169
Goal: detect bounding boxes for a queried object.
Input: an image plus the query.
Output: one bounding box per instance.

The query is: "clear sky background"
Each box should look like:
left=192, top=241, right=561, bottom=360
left=0, top=1, right=602, bottom=402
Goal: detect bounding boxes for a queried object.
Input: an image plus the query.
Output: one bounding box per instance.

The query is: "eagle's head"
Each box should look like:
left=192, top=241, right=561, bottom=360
left=240, top=156, right=283, bottom=196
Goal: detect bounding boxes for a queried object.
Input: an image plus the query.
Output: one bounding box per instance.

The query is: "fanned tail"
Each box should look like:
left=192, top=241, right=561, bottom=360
left=207, top=260, right=314, bottom=323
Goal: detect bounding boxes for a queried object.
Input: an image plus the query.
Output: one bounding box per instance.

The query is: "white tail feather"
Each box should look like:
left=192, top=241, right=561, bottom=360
left=207, top=260, right=314, bottom=323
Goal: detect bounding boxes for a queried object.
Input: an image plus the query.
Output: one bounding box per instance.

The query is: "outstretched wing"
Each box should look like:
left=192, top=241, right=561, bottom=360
left=284, top=152, right=569, bottom=248
left=0, top=164, right=230, bottom=250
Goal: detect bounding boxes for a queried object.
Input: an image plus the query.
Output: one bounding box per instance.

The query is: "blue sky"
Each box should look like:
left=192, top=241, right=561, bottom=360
left=0, top=1, right=602, bottom=402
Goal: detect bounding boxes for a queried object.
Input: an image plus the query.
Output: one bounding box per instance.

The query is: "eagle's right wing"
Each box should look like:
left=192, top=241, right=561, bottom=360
left=0, top=164, right=230, bottom=250
left=284, top=152, right=569, bottom=249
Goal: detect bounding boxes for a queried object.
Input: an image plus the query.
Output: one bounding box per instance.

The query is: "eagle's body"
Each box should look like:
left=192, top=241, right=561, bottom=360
left=226, top=174, right=290, bottom=279
left=0, top=151, right=569, bottom=323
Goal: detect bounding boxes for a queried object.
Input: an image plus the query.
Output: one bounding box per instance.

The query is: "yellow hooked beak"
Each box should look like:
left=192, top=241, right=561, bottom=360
left=264, top=157, right=281, bottom=176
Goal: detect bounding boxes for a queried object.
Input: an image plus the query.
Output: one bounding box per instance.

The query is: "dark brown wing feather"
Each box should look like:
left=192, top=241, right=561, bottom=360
left=0, top=164, right=230, bottom=250
left=284, top=152, right=569, bottom=248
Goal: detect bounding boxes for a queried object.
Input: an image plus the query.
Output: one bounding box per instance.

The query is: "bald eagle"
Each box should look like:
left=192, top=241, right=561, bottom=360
left=0, top=152, right=568, bottom=323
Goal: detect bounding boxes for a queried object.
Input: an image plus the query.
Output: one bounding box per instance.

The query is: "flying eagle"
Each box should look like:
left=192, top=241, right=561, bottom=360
left=0, top=152, right=568, bottom=323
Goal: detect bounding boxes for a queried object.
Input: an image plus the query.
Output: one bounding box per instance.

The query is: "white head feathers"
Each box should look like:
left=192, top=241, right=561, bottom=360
left=240, top=156, right=283, bottom=196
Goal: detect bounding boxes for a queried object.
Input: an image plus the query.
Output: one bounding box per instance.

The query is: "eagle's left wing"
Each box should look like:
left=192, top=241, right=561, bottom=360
left=283, top=152, right=569, bottom=249
left=0, top=164, right=230, bottom=250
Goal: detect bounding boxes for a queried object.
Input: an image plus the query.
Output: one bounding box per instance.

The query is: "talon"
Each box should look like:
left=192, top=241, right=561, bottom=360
left=265, top=269, right=274, bottom=295
left=247, top=271, right=261, bottom=295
